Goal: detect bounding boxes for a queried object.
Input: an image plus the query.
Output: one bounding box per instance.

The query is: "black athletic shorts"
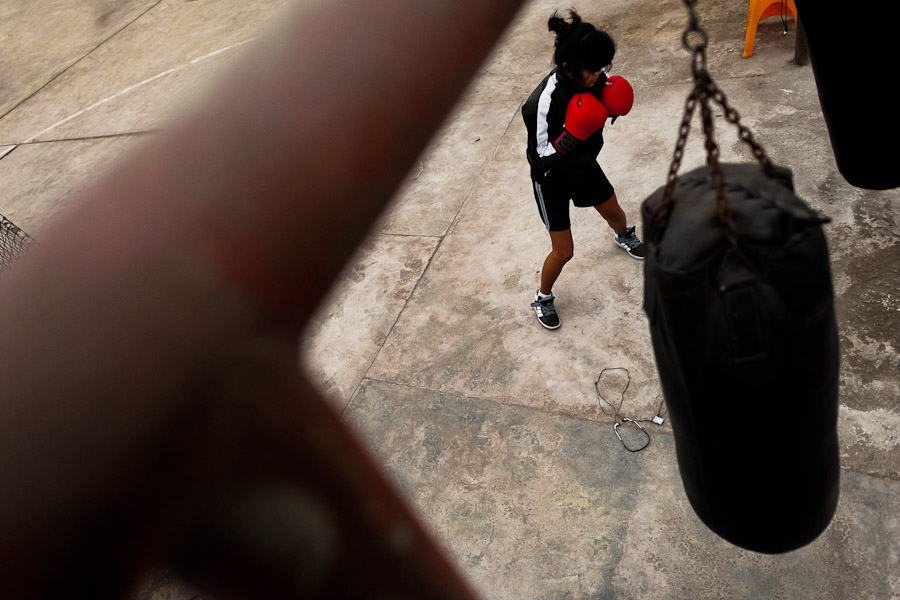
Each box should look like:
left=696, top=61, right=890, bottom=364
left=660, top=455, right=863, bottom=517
left=531, top=165, right=615, bottom=231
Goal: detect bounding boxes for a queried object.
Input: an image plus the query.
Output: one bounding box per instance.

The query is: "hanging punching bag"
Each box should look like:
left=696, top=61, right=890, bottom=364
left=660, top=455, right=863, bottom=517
left=643, top=2, right=841, bottom=554
left=642, top=163, right=841, bottom=554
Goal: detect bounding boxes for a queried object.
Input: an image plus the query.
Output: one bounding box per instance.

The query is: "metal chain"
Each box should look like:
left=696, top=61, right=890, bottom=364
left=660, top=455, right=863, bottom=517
left=699, top=86, right=741, bottom=242
left=707, top=79, right=775, bottom=173
left=659, top=0, right=776, bottom=239
left=662, top=87, right=699, bottom=202
left=661, top=0, right=712, bottom=210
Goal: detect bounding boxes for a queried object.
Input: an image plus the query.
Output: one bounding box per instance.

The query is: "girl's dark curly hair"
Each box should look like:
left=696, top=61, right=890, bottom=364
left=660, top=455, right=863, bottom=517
left=548, top=9, right=615, bottom=78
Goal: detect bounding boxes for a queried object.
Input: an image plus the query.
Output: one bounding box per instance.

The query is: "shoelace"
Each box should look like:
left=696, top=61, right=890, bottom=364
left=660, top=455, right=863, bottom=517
left=621, top=236, right=642, bottom=249
left=532, top=298, right=556, bottom=316
left=618, top=229, right=642, bottom=249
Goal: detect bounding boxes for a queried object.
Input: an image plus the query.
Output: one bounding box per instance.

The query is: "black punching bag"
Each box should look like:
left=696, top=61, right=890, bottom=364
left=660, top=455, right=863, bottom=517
left=794, top=1, right=899, bottom=190
left=642, top=163, right=840, bottom=554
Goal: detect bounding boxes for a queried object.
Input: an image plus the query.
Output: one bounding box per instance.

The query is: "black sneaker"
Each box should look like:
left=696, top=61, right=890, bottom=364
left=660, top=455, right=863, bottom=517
left=614, top=226, right=645, bottom=260
left=531, top=291, right=561, bottom=329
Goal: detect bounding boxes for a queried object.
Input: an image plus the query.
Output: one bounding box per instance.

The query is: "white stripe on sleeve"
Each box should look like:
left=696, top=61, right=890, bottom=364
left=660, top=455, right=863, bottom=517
left=535, top=73, right=558, bottom=158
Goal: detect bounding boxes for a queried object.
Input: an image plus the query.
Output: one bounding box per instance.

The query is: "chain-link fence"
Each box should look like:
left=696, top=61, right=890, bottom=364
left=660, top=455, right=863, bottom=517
left=0, top=214, right=35, bottom=275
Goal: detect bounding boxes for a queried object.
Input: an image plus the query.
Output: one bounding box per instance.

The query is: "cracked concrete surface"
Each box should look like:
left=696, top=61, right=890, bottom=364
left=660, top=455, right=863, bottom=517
left=2, top=0, right=899, bottom=598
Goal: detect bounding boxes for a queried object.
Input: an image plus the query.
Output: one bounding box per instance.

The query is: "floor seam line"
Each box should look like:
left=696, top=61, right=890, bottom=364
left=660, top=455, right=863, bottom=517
left=339, top=232, right=445, bottom=418
left=440, top=104, right=519, bottom=239
left=353, top=375, right=668, bottom=430
left=0, top=1, right=166, bottom=123
left=343, top=105, right=519, bottom=416
left=6, top=130, right=156, bottom=147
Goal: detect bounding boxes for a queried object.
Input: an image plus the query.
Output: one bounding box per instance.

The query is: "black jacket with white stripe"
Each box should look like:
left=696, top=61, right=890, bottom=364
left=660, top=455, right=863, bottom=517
left=522, top=68, right=608, bottom=181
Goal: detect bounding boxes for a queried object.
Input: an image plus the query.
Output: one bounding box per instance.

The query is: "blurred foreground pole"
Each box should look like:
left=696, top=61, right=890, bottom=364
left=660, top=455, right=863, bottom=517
left=0, top=0, right=526, bottom=597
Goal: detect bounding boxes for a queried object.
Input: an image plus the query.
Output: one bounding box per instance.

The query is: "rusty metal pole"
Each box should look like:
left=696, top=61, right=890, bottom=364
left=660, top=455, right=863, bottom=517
left=0, top=0, right=528, bottom=597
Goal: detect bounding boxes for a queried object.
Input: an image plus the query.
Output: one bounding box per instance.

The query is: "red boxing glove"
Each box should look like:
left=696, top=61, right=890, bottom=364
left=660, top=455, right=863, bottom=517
left=552, top=93, right=608, bottom=154
left=600, top=75, right=634, bottom=118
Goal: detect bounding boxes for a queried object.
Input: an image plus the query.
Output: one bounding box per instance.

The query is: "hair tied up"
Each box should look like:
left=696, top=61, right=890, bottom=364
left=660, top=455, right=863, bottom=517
left=548, top=8, right=583, bottom=45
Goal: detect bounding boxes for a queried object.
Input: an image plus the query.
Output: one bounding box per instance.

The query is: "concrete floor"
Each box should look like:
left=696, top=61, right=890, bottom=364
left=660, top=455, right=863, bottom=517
left=2, top=0, right=899, bottom=598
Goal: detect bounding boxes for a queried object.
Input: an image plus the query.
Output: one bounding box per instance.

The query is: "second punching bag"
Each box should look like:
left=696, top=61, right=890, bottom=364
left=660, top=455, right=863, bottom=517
left=794, top=0, right=899, bottom=190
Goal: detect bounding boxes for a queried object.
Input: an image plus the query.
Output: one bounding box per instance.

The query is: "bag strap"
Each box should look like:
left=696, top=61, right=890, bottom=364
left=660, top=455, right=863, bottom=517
left=655, top=0, right=777, bottom=244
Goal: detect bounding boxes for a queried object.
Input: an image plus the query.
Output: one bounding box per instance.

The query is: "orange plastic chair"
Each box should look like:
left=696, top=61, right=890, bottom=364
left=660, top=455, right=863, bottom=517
left=742, top=0, right=798, bottom=58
